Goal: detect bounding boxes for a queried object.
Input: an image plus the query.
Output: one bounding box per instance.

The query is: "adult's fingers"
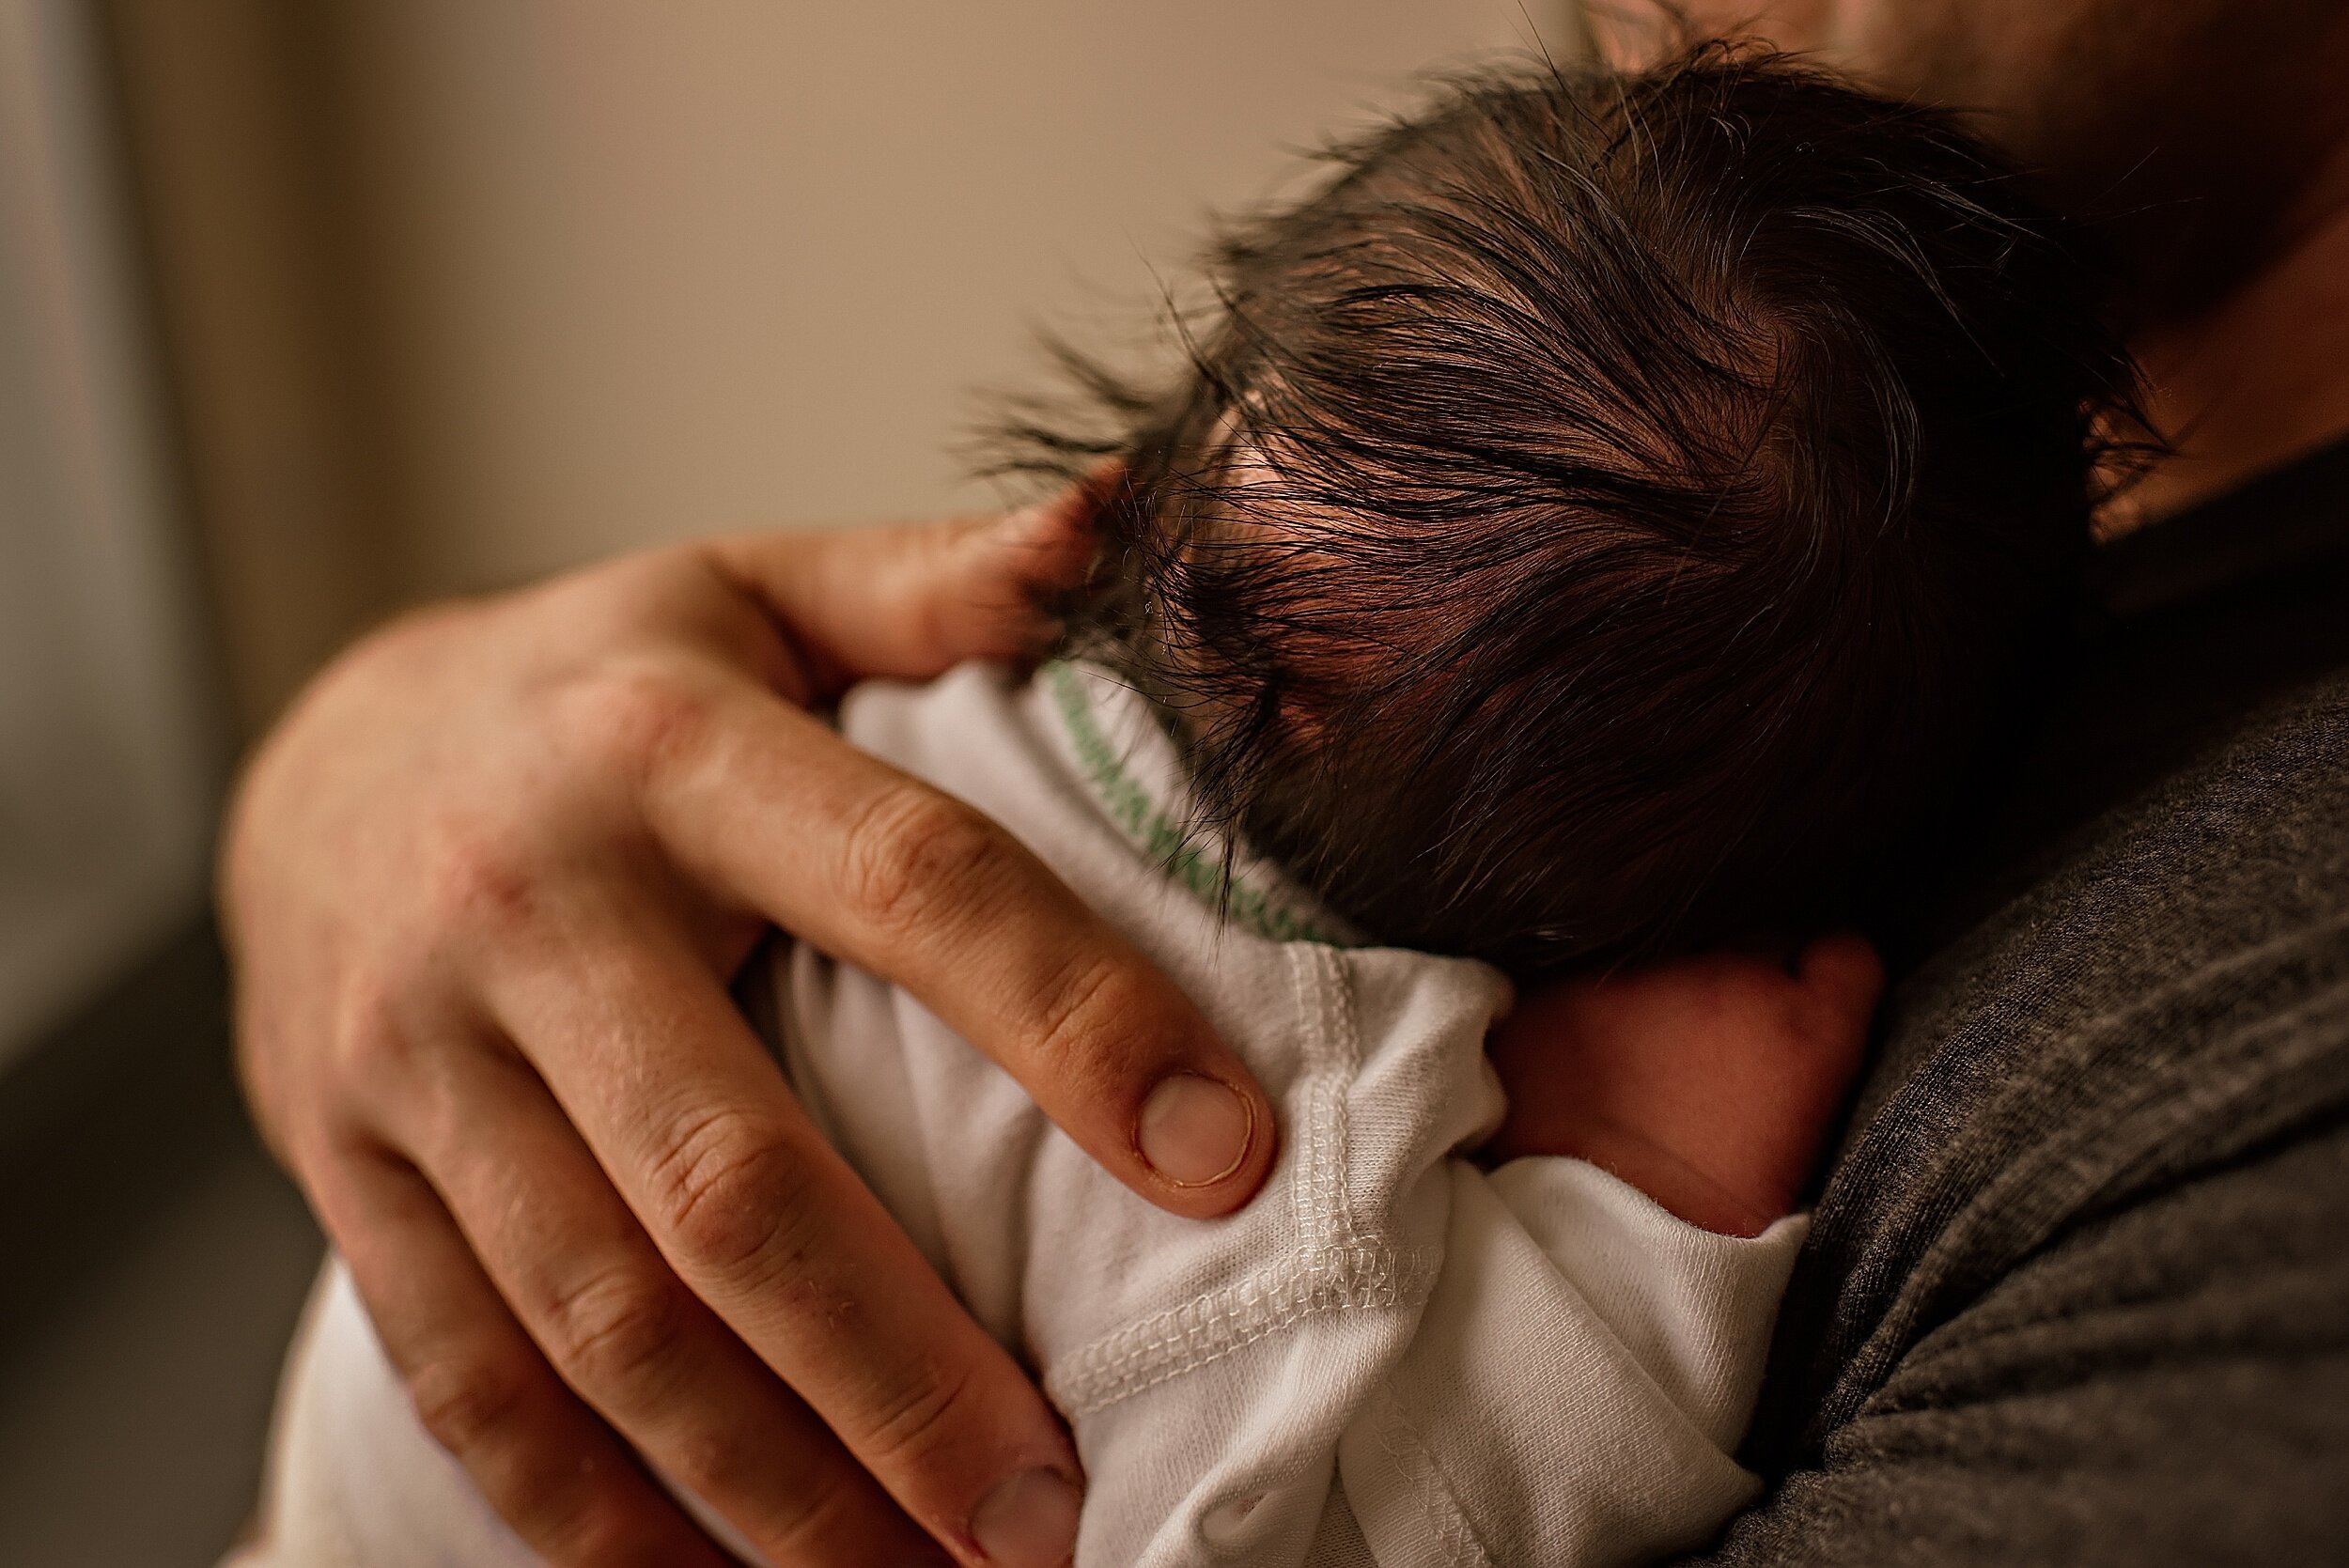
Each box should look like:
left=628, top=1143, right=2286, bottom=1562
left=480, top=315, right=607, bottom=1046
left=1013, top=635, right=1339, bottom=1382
left=710, top=489, right=1100, bottom=696
left=401, top=1036, right=948, bottom=1566
left=627, top=671, right=1275, bottom=1218
left=483, top=922, right=1085, bottom=1568
left=314, top=1141, right=732, bottom=1567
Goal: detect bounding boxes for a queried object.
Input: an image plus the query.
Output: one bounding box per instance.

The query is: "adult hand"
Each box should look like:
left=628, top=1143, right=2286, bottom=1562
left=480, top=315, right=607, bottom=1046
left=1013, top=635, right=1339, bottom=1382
left=221, top=490, right=1279, bottom=1568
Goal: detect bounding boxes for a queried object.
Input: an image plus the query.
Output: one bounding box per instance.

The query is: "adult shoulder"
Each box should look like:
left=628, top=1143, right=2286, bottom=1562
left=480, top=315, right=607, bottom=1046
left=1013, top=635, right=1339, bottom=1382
left=1693, top=667, right=2349, bottom=1566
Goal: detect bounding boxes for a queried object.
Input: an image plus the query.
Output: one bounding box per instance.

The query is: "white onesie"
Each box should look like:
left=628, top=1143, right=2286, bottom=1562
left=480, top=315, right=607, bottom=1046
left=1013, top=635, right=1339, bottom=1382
left=238, top=660, right=1806, bottom=1568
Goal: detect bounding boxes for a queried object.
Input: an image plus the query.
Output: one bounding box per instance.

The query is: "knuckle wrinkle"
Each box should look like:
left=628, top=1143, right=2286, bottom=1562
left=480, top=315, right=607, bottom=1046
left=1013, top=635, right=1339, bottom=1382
left=565, top=660, right=713, bottom=788
left=859, top=1359, right=980, bottom=1470
left=541, top=1267, right=686, bottom=1392
left=647, top=1108, right=819, bottom=1281
left=839, top=784, right=1004, bottom=939
left=408, top=1352, right=531, bottom=1459
left=1030, top=952, right=1131, bottom=1075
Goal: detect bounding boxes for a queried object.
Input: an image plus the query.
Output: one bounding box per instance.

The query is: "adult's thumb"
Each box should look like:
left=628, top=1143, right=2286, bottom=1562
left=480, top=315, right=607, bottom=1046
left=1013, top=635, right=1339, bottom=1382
left=709, top=481, right=1101, bottom=694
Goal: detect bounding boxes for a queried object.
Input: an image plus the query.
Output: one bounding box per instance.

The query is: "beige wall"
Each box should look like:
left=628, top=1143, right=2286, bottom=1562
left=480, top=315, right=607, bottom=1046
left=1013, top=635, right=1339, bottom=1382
left=111, top=0, right=1580, bottom=728
left=106, top=0, right=395, bottom=735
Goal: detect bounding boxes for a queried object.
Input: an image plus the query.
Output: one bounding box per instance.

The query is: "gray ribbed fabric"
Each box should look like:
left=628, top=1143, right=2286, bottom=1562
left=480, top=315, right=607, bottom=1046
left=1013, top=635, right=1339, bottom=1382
left=1678, top=444, right=2349, bottom=1566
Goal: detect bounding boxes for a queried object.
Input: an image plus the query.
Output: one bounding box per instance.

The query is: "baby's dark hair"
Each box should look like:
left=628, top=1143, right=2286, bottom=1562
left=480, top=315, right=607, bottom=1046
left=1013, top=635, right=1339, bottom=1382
left=1001, top=41, right=2143, bottom=972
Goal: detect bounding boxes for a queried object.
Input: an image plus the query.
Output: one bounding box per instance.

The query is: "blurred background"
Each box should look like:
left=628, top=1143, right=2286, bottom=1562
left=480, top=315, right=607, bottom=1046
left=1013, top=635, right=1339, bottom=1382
left=0, top=1, right=1580, bottom=1560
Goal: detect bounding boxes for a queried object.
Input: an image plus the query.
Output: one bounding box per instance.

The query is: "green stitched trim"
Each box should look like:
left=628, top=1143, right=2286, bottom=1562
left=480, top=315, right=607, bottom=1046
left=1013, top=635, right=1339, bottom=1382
left=1044, top=661, right=1345, bottom=946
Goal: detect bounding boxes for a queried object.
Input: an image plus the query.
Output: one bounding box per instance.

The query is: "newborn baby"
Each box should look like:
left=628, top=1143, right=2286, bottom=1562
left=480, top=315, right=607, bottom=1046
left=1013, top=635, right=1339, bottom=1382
left=241, top=41, right=2135, bottom=1568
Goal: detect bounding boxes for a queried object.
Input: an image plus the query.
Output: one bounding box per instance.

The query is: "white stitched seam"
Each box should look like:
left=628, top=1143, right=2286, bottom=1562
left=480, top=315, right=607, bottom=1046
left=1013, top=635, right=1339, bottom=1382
left=1047, top=946, right=1408, bottom=1417
left=1297, top=945, right=1361, bottom=1248
left=1289, top=944, right=1325, bottom=1239
left=1047, top=1243, right=1439, bottom=1417
left=1370, top=1378, right=1493, bottom=1568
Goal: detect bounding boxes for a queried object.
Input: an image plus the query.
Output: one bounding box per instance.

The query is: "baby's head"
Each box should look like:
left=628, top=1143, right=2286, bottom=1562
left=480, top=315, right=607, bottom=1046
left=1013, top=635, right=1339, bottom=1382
left=1016, top=43, right=2140, bottom=972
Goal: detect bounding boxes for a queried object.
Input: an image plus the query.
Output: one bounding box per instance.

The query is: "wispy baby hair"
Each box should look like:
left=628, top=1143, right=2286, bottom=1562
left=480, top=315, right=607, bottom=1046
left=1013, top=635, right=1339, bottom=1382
left=999, top=40, right=2142, bottom=972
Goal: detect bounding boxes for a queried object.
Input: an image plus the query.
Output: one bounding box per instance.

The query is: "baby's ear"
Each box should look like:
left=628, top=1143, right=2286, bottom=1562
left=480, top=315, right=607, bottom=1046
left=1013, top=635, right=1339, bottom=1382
left=1791, top=932, right=1886, bottom=1067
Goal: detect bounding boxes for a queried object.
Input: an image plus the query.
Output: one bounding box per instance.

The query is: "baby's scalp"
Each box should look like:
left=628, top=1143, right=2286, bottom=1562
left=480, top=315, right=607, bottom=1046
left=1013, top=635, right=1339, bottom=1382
left=1007, top=41, right=2144, bottom=973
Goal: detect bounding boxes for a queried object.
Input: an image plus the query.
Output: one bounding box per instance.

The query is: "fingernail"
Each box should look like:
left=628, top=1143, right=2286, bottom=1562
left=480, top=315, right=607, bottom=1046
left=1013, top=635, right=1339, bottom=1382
left=1138, top=1073, right=1253, bottom=1188
left=971, top=1467, right=1081, bottom=1567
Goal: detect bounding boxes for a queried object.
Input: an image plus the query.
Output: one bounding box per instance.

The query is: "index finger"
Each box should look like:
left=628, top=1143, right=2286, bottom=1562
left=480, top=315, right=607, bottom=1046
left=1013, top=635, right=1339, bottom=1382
left=640, top=664, right=1277, bottom=1219
left=478, top=924, right=1077, bottom=1566
left=710, top=488, right=1103, bottom=698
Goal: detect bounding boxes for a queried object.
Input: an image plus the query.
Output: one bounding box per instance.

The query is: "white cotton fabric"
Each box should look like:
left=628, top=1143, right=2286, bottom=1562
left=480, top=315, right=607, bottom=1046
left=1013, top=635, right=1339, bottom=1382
left=235, top=661, right=1804, bottom=1568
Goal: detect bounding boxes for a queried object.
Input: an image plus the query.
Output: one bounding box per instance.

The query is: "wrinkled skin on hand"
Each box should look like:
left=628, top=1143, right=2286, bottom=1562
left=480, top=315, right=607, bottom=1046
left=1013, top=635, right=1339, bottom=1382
left=222, top=496, right=1279, bottom=1568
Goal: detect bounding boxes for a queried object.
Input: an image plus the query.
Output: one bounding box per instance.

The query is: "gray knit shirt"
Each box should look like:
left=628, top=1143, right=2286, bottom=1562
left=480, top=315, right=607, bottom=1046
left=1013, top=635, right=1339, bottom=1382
left=1681, top=442, right=2349, bottom=1565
